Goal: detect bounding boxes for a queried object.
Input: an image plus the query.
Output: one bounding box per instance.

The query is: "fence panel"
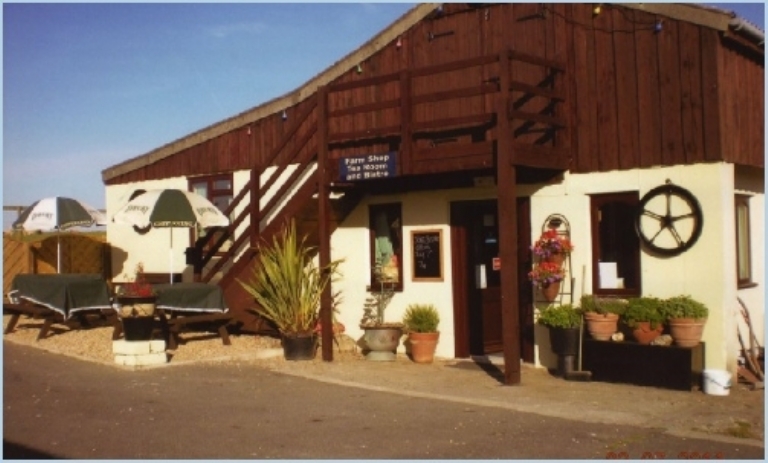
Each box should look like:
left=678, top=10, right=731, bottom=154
left=3, top=233, right=110, bottom=297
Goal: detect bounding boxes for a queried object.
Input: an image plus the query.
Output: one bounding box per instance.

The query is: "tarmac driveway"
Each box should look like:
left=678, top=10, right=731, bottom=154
left=3, top=342, right=764, bottom=459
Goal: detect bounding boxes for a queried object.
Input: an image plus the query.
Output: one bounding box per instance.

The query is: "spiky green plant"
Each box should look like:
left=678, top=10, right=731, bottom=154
left=238, top=221, right=343, bottom=336
left=403, top=303, right=440, bottom=333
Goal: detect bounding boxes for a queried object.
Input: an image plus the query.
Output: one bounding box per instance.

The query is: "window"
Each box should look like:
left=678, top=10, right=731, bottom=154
left=735, top=195, right=753, bottom=287
left=369, top=203, right=403, bottom=291
left=590, top=192, right=641, bottom=296
left=189, top=174, right=233, bottom=252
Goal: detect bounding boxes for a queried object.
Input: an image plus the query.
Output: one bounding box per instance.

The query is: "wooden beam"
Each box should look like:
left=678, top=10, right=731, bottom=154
left=400, top=70, right=413, bottom=176
left=508, top=110, right=565, bottom=127
left=414, top=140, right=494, bottom=161
left=328, top=125, right=401, bottom=143
left=497, top=49, right=522, bottom=386
left=412, top=114, right=495, bottom=134
left=412, top=83, right=498, bottom=105
left=508, top=49, right=565, bottom=72
left=327, top=98, right=400, bottom=118
left=317, top=86, right=333, bottom=362
left=511, top=143, right=570, bottom=170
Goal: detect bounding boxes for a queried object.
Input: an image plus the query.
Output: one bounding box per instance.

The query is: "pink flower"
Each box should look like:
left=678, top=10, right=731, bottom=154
left=531, top=229, right=574, bottom=259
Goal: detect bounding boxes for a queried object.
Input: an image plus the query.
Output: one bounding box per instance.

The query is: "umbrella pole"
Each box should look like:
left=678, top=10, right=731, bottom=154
left=57, top=232, right=62, bottom=273
left=170, top=229, right=174, bottom=284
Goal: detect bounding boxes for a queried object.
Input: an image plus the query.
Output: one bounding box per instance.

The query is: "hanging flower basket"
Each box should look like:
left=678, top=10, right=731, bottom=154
left=531, top=229, right=574, bottom=261
left=528, top=261, right=566, bottom=302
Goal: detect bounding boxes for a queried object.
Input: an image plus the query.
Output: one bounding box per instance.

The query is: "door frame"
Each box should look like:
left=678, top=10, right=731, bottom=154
left=450, top=197, right=533, bottom=361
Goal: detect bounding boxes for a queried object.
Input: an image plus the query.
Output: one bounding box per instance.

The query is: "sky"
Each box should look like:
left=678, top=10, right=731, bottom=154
left=2, top=2, right=765, bottom=230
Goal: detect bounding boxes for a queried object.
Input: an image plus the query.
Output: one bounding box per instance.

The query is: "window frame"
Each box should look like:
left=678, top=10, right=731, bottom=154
left=368, top=202, right=404, bottom=292
left=188, top=174, right=234, bottom=254
left=735, top=194, right=755, bottom=288
left=590, top=191, right=642, bottom=297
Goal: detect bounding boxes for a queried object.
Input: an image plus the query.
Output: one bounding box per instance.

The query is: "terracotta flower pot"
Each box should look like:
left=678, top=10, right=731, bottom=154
left=408, top=331, right=440, bottom=364
left=668, top=318, right=707, bottom=348
left=632, top=322, right=664, bottom=345
left=541, top=281, right=561, bottom=302
left=584, top=312, right=619, bottom=341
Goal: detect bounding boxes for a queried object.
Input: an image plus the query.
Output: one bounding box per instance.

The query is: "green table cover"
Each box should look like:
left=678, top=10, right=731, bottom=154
left=153, top=283, right=228, bottom=313
left=11, top=274, right=112, bottom=319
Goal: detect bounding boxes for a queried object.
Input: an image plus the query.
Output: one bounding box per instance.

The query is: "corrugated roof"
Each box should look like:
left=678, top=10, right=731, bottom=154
left=102, top=2, right=759, bottom=182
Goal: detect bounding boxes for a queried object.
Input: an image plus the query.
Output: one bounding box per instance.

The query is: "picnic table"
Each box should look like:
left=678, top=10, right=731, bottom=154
left=112, top=282, right=236, bottom=349
left=4, top=274, right=113, bottom=340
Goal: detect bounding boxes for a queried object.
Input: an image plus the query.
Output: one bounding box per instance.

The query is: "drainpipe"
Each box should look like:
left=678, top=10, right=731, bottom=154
left=729, top=18, right=765, bottom=47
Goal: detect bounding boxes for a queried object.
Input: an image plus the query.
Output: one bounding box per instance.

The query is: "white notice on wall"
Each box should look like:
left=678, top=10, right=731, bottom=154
left=475, top=264, right=487, bottom=289
left=599, top=262, right=619, bottom=289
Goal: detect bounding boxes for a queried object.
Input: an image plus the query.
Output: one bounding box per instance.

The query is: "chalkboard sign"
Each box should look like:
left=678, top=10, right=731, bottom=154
left=411, top=229, right=443, bottom=282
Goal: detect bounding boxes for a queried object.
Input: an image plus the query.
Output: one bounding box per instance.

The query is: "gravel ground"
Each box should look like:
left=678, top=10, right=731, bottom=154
left=1, top=314, right=363, bottom=368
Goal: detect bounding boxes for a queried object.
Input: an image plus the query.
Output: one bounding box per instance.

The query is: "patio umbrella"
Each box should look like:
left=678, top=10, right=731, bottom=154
left=12, top=196, right=107, bottom=273
left=111, top=189, right=230, bottom=283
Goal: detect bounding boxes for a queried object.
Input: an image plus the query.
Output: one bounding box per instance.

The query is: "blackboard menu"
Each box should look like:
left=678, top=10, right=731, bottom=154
left=411, top=229, right=443, bottom=281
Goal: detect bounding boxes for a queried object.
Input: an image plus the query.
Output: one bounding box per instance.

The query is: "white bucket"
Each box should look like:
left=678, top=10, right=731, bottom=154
left=702, top=369, right=732, bottom=396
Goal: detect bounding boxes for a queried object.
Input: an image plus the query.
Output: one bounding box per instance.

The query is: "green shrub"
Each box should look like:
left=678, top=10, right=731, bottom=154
left=537, top=304, right=582, bottom=329
left=403, top=304, right=440, bottom=333
left=623, top=297, right=665, bottom=329
left=580, top=295, right=627, bottom=315
left=661, top=295, right=709, bottom=319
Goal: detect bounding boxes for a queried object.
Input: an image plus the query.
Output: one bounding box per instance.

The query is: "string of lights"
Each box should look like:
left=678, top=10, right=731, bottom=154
left=540, top=4, right=663, bottom=34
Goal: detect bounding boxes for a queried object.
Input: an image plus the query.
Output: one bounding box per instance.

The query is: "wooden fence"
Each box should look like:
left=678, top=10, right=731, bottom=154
left=3, top=232, right=111, bottom=296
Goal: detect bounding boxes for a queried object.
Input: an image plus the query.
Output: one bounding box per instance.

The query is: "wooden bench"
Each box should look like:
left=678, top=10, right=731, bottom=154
left=583, top=339, right=705, bottom=391
left=4, top=301, right=115, bottom=341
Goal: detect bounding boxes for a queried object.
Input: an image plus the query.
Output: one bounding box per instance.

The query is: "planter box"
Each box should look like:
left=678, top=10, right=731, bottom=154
left=583, top=339, right=705, bottom=391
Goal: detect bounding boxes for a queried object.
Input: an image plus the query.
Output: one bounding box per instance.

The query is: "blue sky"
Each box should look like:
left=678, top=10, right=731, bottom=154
left=2, top=2, right=765, bottom=229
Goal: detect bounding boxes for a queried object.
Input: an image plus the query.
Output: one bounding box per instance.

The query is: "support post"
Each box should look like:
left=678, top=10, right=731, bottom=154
left=497, top=50, right=522, bottom=385
left=317, top=86, right=334, bottom=362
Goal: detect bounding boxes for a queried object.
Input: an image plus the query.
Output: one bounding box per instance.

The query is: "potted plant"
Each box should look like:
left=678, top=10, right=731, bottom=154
left=531, top=229, right=574, bottom=265
left=537, top=303, right=582, bottom=376
left=622, top=297, right=666, bottom=344
left=661, top=295, right=709, bottom=348
left=359, top=259, right=404, bottom=361
left=528, top=261, right=566, bottom=302
left=403, top=303, right=440, bottom=364
left=115, top=262, right=157, bottom=341
left=238, top=221, right=342, bottom=361
left=581, top=295, right=626, bottom=341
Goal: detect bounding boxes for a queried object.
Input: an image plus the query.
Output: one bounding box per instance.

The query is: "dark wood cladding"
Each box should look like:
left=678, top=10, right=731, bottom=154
left=105, top=3, right=763, bottom=186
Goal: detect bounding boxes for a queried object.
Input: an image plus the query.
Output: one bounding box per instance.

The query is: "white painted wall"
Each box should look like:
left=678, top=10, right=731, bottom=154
left=529, top=163, right=764, bottom=373
left=106, top=161, right=763, bottom=373
left=332, top=185, right=498, bottom=360
left=106, top=177, right=189, bottom=282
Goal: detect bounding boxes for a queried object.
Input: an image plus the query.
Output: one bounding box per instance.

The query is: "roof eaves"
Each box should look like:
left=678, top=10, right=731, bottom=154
left=102, top=2, right=439, bottom=183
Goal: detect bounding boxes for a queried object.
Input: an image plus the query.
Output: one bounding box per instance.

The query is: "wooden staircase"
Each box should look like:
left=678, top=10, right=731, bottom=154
left=190, top=48, right=569, bottom=332
left=190, top=95, right=362, bottom=332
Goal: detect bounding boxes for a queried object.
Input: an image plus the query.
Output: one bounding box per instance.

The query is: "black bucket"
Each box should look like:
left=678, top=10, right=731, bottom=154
left=282, top=334, right=317, bottom=361
left=121, top=316, right=156, bottom=341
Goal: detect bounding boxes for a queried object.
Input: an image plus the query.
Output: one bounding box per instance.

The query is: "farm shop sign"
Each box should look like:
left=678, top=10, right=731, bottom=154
left=339, top=152, right=396, bottom=181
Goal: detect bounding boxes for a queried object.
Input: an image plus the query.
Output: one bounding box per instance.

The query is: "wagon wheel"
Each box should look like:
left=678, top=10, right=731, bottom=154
left=634, top=182, right=703, bottom=257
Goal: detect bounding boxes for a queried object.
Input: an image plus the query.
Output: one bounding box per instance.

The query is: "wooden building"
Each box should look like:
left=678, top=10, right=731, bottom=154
left=102, top=3, right=764, bottom=384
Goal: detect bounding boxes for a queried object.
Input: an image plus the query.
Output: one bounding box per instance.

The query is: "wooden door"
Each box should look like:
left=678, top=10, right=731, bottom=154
left=451, top=198, right=533, bottom=359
